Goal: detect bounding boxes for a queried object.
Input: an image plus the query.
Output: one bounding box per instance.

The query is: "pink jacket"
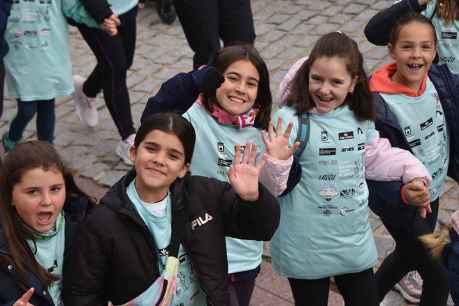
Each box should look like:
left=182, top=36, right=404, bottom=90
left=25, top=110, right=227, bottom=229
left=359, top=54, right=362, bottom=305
left=277, top=57, right=432, bottom=185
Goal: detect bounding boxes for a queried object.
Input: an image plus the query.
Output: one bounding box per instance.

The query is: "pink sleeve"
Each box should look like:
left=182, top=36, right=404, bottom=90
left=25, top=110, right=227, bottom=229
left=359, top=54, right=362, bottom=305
left=276, top=57, right=308, bottom=107
left=365, top=136, right=432, bottom=185
left=260, top=155, right=293, bottom=196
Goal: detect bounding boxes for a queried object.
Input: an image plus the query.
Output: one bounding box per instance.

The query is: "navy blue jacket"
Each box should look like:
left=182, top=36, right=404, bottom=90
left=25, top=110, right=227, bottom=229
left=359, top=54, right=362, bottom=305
left=368, top=64, right=459, bottom=216
left=0, top=194, right=93, bottom=306
left=0, top=0, right=11, bottom=59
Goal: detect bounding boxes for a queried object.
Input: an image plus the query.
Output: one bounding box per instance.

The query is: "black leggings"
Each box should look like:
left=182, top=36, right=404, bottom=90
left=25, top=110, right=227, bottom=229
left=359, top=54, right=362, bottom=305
left=374, top=199, right=449, bottom=306
left=76, top=6, right=137, bottom=140
left=173, top=0, right=255, bottom=68
left=288, top=268, right=379, bottom=306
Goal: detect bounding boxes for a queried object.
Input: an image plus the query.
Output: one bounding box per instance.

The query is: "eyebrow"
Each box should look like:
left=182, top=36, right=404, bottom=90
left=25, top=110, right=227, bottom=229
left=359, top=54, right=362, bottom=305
left=225, top=71, right=259, bottom=83
left=143, top=141, right=185, bottom=156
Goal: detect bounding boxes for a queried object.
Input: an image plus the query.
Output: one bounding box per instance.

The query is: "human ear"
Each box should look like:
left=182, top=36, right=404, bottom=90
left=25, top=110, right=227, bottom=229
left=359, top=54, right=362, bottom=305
left=129, top=146, right=137, bottom=163
left=178, top=163, right=190, bottom=178
left=349, top=76, right=358, bottom=93
left=388, top=43, right=396, bottom=60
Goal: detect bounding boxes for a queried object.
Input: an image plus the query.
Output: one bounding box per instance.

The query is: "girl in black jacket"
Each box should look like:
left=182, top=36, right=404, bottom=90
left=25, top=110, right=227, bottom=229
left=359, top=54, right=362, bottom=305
left=0, top=141, right=94, bottom=306
left=62, top=112, right=280, bottom=306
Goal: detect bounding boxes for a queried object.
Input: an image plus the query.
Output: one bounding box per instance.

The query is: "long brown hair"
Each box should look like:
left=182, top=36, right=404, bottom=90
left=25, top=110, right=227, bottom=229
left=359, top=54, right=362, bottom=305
left=436, top=0, right=459, bottom=23
left=204, top=44, right=272, bottom=130
left=419, top=224, right=451, bottom=259
left=285, top=32, right=374, bottom=121
left=0, top=141, right=88, bottom=291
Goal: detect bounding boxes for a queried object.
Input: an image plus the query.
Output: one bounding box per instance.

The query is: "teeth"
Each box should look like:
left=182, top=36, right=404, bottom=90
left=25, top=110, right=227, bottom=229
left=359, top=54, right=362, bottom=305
left=229, top=97, right=245, bottom=103
left=37, top=212, right=52, bottom=222
left=408, top=64, right=423, bottom=69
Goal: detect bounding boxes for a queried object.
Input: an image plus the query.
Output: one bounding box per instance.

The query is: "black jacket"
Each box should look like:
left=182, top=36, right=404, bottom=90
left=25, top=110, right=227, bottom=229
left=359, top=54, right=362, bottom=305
left=0, top=194, right=93, bottom=306
left=62, top=171, right=280, bottom=306
left=368, top=64, right=459, bottom=217
left=364, top=0, right=427, bottom=46
left=0, top=0, right=11, bottom=59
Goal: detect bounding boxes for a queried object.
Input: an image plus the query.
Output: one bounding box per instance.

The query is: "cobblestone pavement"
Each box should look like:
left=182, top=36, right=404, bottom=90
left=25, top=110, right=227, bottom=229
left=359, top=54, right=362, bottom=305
left=1, top=0, right=458, bottom=305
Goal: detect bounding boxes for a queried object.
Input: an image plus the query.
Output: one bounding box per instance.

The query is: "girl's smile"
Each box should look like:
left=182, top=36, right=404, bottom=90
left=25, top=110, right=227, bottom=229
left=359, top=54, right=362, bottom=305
left=216, top=60, right=259, bottom=116
left=308, top=56, right=357, bottom=114
left=389, top=21, right=436, bottom=90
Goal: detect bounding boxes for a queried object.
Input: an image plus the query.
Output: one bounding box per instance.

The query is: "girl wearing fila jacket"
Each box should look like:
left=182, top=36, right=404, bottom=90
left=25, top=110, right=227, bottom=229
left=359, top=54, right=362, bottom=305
left=62, top=113, right=280, bottom=306
left=270, top=32, right=432, bottom=306
left=365, top=0, right=459, bottom=74
left=368, top=14, right=459, bottom=306
left=141, top=45, right=296, bottom=306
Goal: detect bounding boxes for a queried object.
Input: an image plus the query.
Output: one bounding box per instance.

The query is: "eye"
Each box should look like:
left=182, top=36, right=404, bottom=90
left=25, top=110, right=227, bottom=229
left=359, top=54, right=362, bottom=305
left=247, top=81, right=258, bottom=88
left=51, top=186, right=62, bottom=193
left=26, top=188, right=39, bottom=195
left=310, top=75, right=322, bottom=82
left=332, top=79, right=344, bottom=86
left=226, top=75, right=239, bottom=82
left=145, top=145, right=157, bottom=153
left=169, top=154, right=179, bottom=161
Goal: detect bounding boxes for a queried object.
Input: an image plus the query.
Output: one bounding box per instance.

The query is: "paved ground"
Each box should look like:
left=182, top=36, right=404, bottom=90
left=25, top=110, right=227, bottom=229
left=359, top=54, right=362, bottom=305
left=1, top=0, right=459, bottom=305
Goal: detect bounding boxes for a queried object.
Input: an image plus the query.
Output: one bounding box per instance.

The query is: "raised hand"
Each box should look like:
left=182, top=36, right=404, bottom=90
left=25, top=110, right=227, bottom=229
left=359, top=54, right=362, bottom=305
left=228, top=143, right=266, bottom=201
left=262, top=117, right=300, bottom=160
left=13, top=288, right=34, bottom=306
left=402, top=178, right=431, bottom=218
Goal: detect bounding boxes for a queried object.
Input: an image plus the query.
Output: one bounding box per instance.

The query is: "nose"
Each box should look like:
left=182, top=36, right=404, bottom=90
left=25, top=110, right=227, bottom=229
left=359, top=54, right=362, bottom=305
left=411, top=46, right=422, bottom=57
left=153, top=150, right=167, bottom=166
left=318, top=82, right=332, bottom=95
left=41, top=192, right=52, bottom=206
left=235, top=81, right=248, bottom=94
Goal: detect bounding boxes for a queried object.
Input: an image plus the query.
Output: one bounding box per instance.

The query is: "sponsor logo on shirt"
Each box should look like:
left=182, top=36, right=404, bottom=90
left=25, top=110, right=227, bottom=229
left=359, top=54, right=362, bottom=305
left=338, top=131, right=354, bottom=140
left=217, top=142, right=225, bottom=153
left=408, top=139, right=421, bottom=148
left=341, top=146, right=354, bottom=152
left=404, top=126, right=413, bottom=138
left=340, top=188, right=356, bottom=199
left=420, top=118, right=433, bottom=130
left=437, top=124, right=444, bottom=132
left=441, top=31, right=457, bottom=39
left=319, top=187, right=338, bottom=201
left=357, top=143, right=365, bottom=151
left=319, top=148, right=336, bottom=156
left=318, top=174, right=336, bottom=181
left=191, top=213, right=214, bottom=230
left=431, top=167, right=444, bottom=180
left=357, top=127, right=364, bottom=135
left=217, top=158, right=232, bottom=167
left=425, top=131, right=435, bottom=140
left=321, top=130, right=329, bottom=142
left=319, top=160, right=338, bottom=166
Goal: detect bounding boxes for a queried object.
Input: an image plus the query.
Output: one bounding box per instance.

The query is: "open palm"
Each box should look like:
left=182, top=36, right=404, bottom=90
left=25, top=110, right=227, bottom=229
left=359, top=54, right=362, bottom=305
left=263, top=117, right=300, bottom=160
left=228, top=143, right=266, bottom=201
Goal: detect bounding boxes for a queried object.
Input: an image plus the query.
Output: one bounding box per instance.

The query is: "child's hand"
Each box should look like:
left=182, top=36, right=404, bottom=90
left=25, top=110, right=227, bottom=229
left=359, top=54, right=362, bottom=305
left=13, top=288, right=34, bottom=306
left=262, top=117, right=300, bottom=160
left=402, top=178, right=431, bottom=218
left=451, top=210, right=459, bottom=234
left=228, top=143, right=266, bottom=201
left=101, top=14, right=120, bottom=36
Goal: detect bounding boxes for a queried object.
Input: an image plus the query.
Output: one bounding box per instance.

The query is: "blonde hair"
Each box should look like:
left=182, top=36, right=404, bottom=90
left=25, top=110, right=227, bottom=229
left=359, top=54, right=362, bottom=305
left=419, top=224, right=452, bottom=258
left=436, top=0, right=459, bottom=23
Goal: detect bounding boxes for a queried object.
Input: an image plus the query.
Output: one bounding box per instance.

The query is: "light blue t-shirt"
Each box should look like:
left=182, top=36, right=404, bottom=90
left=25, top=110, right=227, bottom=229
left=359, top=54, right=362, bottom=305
left=423, top=0, right=459, bottom=73
left=270, top=105, right=378, bottom=279
left=127, top=180, right=207, bottom=306
left=27, top=213, right=66, bottom=306
left=4, top=0, right=96, bottom=101
left=380, top=78, right=450, bottom=201
left=183, top=103, right=264, bottom=274
left=107, top=0, right=138, bottom=15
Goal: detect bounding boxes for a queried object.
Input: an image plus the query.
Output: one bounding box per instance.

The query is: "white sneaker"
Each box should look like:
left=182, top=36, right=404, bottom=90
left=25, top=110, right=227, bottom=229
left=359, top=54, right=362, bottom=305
left=394, top=271, right=422, bottom=304
left=116, top=134, right=135, bottom=165
left=72, top=75, right=98, bottom=127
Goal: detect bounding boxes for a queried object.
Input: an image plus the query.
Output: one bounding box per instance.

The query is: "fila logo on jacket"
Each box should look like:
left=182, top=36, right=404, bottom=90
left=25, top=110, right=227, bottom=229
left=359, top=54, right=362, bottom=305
left=191, top=213, right=214, bottom=230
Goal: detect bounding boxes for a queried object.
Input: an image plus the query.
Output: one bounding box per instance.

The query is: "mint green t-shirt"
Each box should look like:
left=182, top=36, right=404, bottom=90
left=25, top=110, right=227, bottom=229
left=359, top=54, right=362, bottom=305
left=270, top=105, right=378, bottom=279
left=423, top=0, right=459, bottom=73
left=127, top=180, right=207, bottom=306
left=4, top=0, right=96, bottom=101
left=380, top=78, right=449, bottom=201
left=183, top=103, right=264, bottom=274
left=27, top=213, right=66, bottom=306
left=107, top=0, right=138, bottom=15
